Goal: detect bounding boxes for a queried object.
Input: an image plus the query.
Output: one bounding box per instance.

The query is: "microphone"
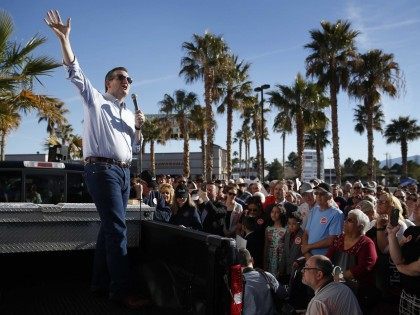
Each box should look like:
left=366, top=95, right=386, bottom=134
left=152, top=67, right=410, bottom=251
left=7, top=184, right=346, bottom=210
left=131, top=93, right=139, bottom=111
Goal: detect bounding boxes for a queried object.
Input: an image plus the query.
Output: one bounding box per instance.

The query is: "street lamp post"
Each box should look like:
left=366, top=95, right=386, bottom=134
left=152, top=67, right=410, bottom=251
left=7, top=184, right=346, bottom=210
left=254, top=84, right=270, bottom=181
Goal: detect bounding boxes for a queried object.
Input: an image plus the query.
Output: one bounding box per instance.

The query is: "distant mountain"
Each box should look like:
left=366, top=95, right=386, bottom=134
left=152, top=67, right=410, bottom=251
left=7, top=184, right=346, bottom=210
left=379, top=155, right=420, bottom=168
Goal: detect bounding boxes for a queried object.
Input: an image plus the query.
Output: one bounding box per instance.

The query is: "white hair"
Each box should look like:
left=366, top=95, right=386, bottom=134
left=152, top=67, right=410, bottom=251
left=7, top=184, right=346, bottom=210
left=348, top=209, right=370, bottom=234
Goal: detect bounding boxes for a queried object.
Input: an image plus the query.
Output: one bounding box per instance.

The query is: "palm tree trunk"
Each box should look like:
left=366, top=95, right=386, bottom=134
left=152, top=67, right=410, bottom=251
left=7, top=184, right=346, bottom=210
left=180, top=116, right=190, bottom=178
left=204, top=72, right=214, bottom=181
left=183, top=131, right=190, bottom=178
left=316, top=142, right=321, bottom=179
left=0, top=131, right=5, bottom=161
left=366, top=99, right=374, bottom=181
left=150, top=140, right=156, bottom=176
left=239, top=139, right=243, bottom=177
left=201, top=132, right=206, bottom=180
left=226, top=104, right=233, bottom=179
left=330, top=83, right=341, bottom=184
left=246, top=140, right=250, bottom=178
left=255, top=135, right=260, bottom=178
left=282, top=132, right=286, bottom=177
left=401, top=139, right=408, bottom=178
left=296, top=112, right=304, bottom=180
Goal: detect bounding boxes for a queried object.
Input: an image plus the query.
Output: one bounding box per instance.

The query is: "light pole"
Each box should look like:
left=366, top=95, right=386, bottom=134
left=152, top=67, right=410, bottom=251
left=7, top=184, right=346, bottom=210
left=254, top=84, right=270, bottom=181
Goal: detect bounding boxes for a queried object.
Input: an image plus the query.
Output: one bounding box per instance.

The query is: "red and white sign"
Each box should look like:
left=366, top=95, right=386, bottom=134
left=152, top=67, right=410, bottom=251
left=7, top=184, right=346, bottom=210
left=295, top=237, right=302, bottom=245
left=320, top=217, right=328, bottom=224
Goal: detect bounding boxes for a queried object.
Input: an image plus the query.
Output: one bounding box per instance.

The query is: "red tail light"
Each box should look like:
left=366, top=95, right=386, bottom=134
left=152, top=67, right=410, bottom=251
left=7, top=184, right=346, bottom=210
left=230, top=264, right=243, bottom=315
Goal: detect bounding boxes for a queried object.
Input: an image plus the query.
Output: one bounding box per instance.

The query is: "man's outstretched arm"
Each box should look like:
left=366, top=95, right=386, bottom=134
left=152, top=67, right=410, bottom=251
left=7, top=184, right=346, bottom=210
left=44, top=10, right=75, bottom=65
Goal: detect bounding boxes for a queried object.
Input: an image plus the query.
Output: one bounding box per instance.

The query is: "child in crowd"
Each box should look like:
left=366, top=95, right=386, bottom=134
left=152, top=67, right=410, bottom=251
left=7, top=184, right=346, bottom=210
left=278, top=211, right=304, bottom=281
left=264, top=203, right=287, bottom=276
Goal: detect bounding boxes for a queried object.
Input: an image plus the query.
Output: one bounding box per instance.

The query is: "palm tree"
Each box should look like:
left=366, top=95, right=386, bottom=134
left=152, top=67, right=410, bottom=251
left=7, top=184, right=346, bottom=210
left=349, top=49, right=401, bottom=181
left=353, top=103, right=385, bottom=179
left=272, top=106, right=293, bottom=177
left=240, top=123, right=253, bottom=178
left=141, top=117, right=172, bottom=176
left=269, top=73, right=329, bottom=180
left=216, top=55, right=253, bottom=179
left=0, top=10, right=61, bottom=159
left=0, top=91, right=64, bottom=160
left=233, top=130, right=244, bottom=176
left=180, top=32, right=229, bottom=181
left=38, top=99, right=69, bottom=136
left=305, top=20, right=360, bottom=184
left=159, top=90, right=199, bottom=178
left=241, top=96, right=269, bottom=176
left=384, top=117, right=420, bottom=178
left=0, top=102, right=20, bottom=159
left=190, top=105, right=207, bottom=179
left=305, top=126, right=331, bottom=179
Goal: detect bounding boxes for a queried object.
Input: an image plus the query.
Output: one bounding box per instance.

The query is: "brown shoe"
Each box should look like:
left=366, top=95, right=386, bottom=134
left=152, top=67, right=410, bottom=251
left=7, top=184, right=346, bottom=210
left=113, top=295, right=151, bottom=310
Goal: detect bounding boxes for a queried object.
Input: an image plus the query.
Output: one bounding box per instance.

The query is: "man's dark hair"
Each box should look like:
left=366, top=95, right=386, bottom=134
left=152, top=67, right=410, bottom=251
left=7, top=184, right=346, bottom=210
left=313, top=256, right=333, bottom=278
left=243, top=215, right=257, bottom=232
left=104, top=66, right=128, bottom=92
left=237, top=248, right=253, bottom=267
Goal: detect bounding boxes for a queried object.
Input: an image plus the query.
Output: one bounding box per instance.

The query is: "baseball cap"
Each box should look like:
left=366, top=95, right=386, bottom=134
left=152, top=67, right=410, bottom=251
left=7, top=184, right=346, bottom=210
left=175, top=185, right=189, bottom=198
left=140, top=170, right=158, bottom=188
left=300, top=182, right=314, bottom=194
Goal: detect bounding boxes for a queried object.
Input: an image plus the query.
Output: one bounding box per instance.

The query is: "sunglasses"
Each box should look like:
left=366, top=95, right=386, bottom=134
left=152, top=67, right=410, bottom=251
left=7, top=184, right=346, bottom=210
left=114, top=74, right=133, bottom=84
left=228, top=192, right=236, bottom=196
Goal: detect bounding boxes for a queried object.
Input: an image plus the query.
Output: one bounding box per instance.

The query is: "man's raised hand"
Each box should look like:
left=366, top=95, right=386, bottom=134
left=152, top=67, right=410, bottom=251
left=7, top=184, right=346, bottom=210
left=44, top=10, right=71, bottom=40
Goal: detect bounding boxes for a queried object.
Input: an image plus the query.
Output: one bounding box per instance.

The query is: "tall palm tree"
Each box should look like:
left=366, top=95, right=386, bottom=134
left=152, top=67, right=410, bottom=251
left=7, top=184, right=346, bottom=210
left=269, top=73, right=329, bottom=180
left=38, top=99, right=68, bottom=136
left=384, top=117, right=420, bottom=178
left=216, top=55, right=253, bottom=179
left=353, top=103, right=385, bottom=179
left=180, top=32, right=229, bottom=181
left=0, top=102, right=20, bottom=159
left=349, top=49, right=401, bottom=181
left=233, top=130, right=244, bottom=177
left=159, top=90, right=199, bottom=178
left=305, top=126, right=331, bottom=179
left=305, top=20, right=360, bottom=184
left=240, top=123, right=253, bottom=178
left=0, top=91, right=64, bottom=160
left=189, top=105, right=207, bottom=179
left=0, top=10, right=61, bottom=159
left=272, top=106, right=293, bottom=177
left=141, top=118, right=171, bottom=176
left=241, top=96, right=269, bottom=176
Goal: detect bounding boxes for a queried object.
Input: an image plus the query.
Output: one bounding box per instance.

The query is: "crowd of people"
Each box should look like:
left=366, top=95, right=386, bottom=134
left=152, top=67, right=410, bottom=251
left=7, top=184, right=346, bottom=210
left=131, top=173, right=419, bottom=315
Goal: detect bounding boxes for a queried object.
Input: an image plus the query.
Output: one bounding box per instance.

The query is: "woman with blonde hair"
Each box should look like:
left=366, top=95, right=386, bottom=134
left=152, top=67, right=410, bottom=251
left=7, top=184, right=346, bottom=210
left=159, top=183, right=174, bottom=207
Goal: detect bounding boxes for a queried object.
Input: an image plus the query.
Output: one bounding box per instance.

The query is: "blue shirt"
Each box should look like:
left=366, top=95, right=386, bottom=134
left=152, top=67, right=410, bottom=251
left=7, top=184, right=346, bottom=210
left=65, top=59, right=137, bottom=163
left=306, top=205, right=344, bottom=255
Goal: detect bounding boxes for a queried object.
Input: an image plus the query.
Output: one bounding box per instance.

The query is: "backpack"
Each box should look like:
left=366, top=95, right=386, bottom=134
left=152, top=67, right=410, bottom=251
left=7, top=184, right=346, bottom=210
left=254, top=268, right=296, bottom=315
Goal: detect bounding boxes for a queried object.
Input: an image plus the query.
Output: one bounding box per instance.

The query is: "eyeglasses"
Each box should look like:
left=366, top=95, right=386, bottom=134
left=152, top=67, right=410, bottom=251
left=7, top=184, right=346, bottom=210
left=113, top=74, right=132, bottom=84
left=301, top=267, right=322, bottom=273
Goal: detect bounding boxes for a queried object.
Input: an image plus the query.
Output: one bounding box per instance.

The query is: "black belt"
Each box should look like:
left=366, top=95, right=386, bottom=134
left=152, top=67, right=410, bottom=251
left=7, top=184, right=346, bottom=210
left=84, top=156, right=131, bottom=168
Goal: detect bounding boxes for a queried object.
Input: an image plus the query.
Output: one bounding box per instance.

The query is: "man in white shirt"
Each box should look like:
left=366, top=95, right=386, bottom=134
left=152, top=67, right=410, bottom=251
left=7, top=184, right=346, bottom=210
left=302, top=255, right=362, bottom=315
left=45, top=10, right=147, bottom=309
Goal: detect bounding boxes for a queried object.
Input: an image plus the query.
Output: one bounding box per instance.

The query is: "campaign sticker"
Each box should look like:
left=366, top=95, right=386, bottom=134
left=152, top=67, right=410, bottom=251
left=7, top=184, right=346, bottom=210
left=295, top=237, right=302, bottom=245
left=320, top=217, right=328, bottom=224
left=257, top=218, right=264, bottom=225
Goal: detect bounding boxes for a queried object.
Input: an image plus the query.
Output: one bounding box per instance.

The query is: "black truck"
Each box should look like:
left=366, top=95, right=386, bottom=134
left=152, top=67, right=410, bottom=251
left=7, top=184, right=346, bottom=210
left=0, top=161, right=243, bottom=315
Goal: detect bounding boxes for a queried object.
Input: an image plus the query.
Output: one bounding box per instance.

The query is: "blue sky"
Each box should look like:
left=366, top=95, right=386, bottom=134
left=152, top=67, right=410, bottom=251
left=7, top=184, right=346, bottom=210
left=3, top=0, right=420, bottom=168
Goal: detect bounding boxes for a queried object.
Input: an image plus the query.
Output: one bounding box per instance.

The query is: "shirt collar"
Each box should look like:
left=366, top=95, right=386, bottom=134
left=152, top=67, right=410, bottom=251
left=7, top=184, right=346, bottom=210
left=103, top=92, right=126, bottom=108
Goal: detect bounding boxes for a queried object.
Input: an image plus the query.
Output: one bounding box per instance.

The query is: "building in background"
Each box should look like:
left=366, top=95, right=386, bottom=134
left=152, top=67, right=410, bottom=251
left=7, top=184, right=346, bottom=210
left=302, top=149, right=324, bottom=182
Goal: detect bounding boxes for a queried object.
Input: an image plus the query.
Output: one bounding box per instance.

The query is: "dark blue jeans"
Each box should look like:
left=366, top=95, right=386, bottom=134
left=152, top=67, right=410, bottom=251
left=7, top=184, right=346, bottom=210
left=84, top=162, right=131, bottom=299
